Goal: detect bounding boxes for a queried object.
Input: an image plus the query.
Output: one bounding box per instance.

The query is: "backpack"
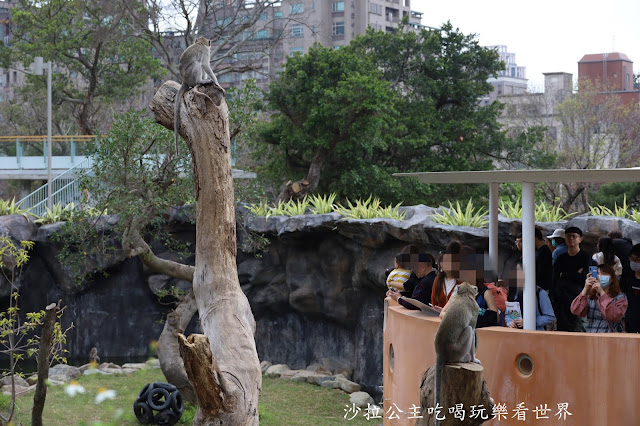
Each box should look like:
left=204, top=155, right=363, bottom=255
left=486, top=282, right=507, bottom=314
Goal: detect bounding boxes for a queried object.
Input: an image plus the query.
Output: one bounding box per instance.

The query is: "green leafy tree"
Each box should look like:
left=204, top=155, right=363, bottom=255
left=258, top=43, right=397, bottom=202
left=6, top=0, right=164, bottom=134
left=351, top=22, right=553, bottom=204
left=258, top=23, right=551, bottom=206
left=589, top=182, right=640, bottom=210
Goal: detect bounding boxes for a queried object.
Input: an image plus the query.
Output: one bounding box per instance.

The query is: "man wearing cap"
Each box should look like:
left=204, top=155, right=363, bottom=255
left=548, top=229, right=567, bottom=265
left=551, top=226, right=593, bottom=332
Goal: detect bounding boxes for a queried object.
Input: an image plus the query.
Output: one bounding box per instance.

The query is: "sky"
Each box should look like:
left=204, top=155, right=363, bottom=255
left=411, top=0, right=640, bottom=91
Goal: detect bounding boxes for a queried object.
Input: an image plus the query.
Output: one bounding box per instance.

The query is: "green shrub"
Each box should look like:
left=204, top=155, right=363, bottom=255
left=432, top=199, right=488, bottom=228
left=589, top=194, right=630, bottom=218
left=247, top=193, right=404, bottom=219
left=0, top=198, right=29, bottom=216
left=308, top=193, right=336, bottom=214
left=246, top=199, right=270, bottom=216
left=499, top=197, right=573, bottom=222
left=335, top=195, right=405, bottom=220
left=34, top=202, right=77, bottom=225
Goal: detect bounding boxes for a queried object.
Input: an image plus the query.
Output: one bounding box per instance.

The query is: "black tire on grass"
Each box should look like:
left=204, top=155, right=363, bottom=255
left=147, top=387, right=171, bottom=411
left=133, top=401, right=154, bottom=424
left=137, top=382, right=155, bottom=402
left=170, top=390, right=184, bottom=415
left=154, top=409, right=179, bottom=426
left=153, top=381, right=177, bottom=392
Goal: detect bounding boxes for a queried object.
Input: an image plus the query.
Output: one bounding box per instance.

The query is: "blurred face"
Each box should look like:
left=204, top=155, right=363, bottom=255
left=413, top=261, right=431, bottom=278
left=515, top=237, right=523, bottom=252
left=508, top=266, right=525, bottom=289
left=459, top=268, right=477, bottom=284
left=440, top=254, right=459, bottom=277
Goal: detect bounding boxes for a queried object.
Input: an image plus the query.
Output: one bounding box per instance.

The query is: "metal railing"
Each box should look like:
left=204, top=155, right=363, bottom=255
left=0, top=135, right=97, bottom=171
left=18, top=157, right=93, bottom=217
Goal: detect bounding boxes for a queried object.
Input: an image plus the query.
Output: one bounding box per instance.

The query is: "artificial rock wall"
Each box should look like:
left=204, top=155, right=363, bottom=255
left=1, top=206, right=638, bottom=393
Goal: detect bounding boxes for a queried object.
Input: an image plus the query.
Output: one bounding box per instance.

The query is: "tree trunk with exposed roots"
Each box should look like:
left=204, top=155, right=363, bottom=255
left=149, top=81, right=261, bottom=425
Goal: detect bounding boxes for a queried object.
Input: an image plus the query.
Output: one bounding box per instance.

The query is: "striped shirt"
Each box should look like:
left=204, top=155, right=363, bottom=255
left=386, top=268, right=412, bottom=291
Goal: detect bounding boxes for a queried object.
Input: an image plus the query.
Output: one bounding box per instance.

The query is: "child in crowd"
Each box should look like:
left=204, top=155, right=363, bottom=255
left=386, top=253, right=411, bottom=292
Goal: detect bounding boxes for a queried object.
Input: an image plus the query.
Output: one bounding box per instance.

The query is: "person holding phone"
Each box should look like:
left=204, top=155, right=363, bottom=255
left=570, top=263, right=628, bottom=333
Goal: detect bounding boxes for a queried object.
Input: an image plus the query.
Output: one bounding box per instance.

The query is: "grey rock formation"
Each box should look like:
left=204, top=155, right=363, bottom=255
left=260, top=360, right=272, bottom=373
left=265, top=364, right=291, bottom=378
left=349, top=391, right=374, bottom=408
left=49, top=364, right=81, bottom=382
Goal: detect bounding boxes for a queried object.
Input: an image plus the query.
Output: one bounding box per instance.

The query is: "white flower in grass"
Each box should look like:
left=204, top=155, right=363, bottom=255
left=95, top=387, right=116, bottom=404
left=64, top=381, right=86, bottom=397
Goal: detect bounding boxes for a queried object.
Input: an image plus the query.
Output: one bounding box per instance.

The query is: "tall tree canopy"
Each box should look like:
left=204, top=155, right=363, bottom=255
left=259, top=43, right=396, bottom=202
left=6, top=0, right=164, bottom=134
left=258, top=22, right=548, bottom=205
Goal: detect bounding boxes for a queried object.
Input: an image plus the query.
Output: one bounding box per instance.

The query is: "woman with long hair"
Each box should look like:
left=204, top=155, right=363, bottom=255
left=570, top=263, right=628, bottom=333
left=436, top=245, right=501, bottom=327
left=430, top=241, right=462, bottom=308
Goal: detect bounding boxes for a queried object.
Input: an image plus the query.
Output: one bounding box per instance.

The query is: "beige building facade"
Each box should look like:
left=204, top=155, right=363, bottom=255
left=203, top=0, right=425, bottom=89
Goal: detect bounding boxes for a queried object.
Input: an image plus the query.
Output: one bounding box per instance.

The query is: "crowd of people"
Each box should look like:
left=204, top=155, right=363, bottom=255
left=385, top=227, right=640, bottom=334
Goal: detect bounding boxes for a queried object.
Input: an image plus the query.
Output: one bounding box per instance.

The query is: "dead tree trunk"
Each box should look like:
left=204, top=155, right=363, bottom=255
left=157, top=290, right=198, bottom=404
left=150, top=81, right=261, bottom=425
left=31, top=302, right=58, bottom=426
left=126, top=229, right=198, bottom=403
left=276, top=145, right=334, bottom=203
left=417, top=362, right=493, bottom=426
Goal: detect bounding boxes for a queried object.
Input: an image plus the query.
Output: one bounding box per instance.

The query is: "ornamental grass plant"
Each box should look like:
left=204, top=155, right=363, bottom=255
left=431, top=199, right=489, bottom=228
left=247, top=194, right=405, bottom=220
left=499, top=197, right=573, bottom=222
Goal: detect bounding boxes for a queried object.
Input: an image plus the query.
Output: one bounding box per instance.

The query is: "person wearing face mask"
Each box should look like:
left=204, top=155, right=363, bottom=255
left=622, top=244, right=640, bottom=333
left=570, top=263, right=628, bottom=333
left=547, top=229, right=567, bottom=265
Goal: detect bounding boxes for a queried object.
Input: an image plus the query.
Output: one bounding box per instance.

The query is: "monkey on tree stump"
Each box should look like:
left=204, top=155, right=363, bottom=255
left=416, top=282, right=493, bottom=426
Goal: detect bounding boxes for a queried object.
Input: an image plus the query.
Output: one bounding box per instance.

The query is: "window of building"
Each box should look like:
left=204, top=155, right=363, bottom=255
left=333, top=1, right=345, bottom=12
left=275, top=11, right=283, bottom=18
left=332, top=21, right=345, bottom=36
left=259, top=12, right=268, bottom=20
left=369, top=3, right=383, bottom=14
left=290, top=24, right=303, bottom=37
left=289, top=3, right=304, bottom=14
left=289, top=47, right=304, bottom=56
left=256, top=29, right=269, bottom=39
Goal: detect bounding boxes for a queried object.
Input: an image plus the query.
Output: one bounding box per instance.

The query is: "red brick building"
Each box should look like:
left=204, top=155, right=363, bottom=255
left=578, top=52, right=640, bottom=106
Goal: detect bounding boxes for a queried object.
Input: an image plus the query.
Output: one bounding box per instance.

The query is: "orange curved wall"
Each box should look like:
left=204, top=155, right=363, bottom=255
left=383, top=299, right=640, bottom=425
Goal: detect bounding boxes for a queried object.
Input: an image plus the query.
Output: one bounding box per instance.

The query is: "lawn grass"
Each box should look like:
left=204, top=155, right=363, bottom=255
left=2, top=368, right=380, bottom=425
left=6, top=367, right=195, bottom=425
left=259, top=376, right=378, bottom=425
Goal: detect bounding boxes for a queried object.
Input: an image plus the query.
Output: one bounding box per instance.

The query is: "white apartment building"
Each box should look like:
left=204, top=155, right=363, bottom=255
left=201, top=0, right=425, bottom=89
left=480, top=45, right=528, bottom=105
